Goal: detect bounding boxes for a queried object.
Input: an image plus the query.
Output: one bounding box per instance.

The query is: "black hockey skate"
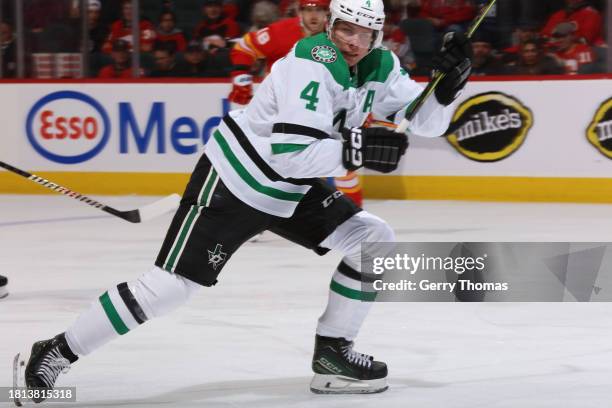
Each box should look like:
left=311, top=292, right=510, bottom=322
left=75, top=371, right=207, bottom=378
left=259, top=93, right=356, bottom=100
left=310, top=335, right=388, bottom=394
left=13, top=333, right=78, bottom=405
left=0, top=274, right=8, bottom=299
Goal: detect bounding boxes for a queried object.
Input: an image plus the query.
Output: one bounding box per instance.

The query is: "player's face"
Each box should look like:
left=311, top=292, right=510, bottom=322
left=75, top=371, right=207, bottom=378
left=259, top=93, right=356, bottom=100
left=331, top=21, right=374, bottom=67
left=299, top=6, right=329, bottom=35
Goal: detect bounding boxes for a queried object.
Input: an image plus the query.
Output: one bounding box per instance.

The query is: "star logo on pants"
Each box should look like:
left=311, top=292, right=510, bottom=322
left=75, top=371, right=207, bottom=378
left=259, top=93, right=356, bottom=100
left=208, top=244, right=227, bottom=271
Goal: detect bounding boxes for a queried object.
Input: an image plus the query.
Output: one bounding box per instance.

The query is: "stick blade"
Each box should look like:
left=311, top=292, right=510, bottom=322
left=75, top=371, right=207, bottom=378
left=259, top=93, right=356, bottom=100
left=13, top=352, right=25, bottom=407
left=137, top=193, right=181, bottom=222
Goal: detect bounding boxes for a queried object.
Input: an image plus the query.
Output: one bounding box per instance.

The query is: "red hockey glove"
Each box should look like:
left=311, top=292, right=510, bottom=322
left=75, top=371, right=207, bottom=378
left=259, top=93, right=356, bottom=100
left=228, top=73, right=254, bottom=106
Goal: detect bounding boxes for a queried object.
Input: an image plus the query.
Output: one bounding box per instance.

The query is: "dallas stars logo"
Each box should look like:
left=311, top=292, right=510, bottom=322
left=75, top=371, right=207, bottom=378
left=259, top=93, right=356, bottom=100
left=311, top=45, right=337, bottom=64
left=207, top=244, right=227, bottom=271
left=365, top=0, right=372, bottom=8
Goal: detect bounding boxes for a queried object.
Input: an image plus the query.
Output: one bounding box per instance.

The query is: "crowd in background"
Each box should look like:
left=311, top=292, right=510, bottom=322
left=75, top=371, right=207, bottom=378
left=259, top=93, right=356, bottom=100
left=0, top=0, right=609, bottom=78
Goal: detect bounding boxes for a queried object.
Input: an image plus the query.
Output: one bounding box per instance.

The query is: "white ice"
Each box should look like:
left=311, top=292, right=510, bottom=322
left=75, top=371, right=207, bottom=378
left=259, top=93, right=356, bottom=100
left=1, top=195, right=612, bottom=408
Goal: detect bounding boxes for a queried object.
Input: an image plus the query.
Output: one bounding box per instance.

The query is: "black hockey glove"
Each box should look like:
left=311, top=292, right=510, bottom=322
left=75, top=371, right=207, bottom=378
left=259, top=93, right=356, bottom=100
left=431, top=31, right=473, bottom=106
left=342, top=127, right=408, bottom=174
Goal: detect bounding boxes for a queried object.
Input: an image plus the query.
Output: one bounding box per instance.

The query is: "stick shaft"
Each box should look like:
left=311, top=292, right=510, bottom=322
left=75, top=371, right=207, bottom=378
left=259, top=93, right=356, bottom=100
left=397, top=0, right=497, bottom=133
left=0, top=160, right=139, bottom=222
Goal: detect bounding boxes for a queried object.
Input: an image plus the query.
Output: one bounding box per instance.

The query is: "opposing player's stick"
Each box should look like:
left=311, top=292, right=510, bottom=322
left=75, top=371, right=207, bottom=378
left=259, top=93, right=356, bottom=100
left=0, top=160, right=180, bottom=223
left=396, top=0, right=497, bottom=133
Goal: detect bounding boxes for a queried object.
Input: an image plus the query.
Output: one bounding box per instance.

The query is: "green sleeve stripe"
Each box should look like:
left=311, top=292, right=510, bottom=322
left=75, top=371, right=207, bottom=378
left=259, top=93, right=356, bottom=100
left=271, top=143, right=310, bottom=154
left=213, top=130, right=305, bottom=202
left=99, top=291, right=129, bottom=335
left=330, top=280, right=377, bottom=302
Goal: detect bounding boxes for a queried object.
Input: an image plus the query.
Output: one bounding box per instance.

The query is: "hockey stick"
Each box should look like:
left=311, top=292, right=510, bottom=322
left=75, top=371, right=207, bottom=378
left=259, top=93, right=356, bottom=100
left=0, top=161, right=180, bottom=223
left=396, top=0, right=497, bottom=133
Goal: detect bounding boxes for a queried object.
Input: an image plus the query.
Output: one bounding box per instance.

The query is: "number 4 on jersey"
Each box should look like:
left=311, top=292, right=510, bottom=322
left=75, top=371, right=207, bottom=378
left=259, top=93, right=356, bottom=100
left=300, top=81, right=320, bottom=111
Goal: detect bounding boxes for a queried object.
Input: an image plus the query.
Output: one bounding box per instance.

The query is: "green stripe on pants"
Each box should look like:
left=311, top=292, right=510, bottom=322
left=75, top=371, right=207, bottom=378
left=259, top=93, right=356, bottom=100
left=198, top=169, right=218, bottom=206
left=164, top=206, right=200, bottom=271
left=99, top=291, right=129, bottom=335
left=330, top=280, right=377, bottom=302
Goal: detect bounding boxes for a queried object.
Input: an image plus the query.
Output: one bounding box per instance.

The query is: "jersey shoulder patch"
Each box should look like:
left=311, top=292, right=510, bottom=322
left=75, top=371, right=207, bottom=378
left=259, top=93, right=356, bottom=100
left=355, top=47, right=395, bottom=87
left=294, top=33, right=351, bottom=90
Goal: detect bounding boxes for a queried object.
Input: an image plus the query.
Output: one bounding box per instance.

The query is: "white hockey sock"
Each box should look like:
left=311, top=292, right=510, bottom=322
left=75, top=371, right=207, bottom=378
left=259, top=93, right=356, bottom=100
left=65, top=266, right=200, bottom=356
left=316, top=260, right=375, bottom=340
left=316, top=211, right=395, bottom=341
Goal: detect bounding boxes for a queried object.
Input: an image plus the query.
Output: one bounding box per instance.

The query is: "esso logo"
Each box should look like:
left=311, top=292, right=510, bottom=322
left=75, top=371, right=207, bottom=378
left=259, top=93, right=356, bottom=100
left=27, top=91, right=110, bottom=164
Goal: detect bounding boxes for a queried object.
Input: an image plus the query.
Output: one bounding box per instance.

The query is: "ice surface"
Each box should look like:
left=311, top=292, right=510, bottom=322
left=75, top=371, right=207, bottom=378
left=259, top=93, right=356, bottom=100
left=1, top=195, right=611, bottom=407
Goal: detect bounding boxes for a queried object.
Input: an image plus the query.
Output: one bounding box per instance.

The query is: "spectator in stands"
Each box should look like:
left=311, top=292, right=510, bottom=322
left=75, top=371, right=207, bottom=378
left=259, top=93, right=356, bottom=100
left=249, top=1, right=281, bottom=31
left=180, top=40, right=230, bottom=77
left=419, top=0, right=476, bottom=34
left=383, top=20, right=415, bottom=70
left=103, top=0, right=157, bottom=54
left=502, top=23, right=540, bottom=63
left=0, top=21, right=16, bottom=77
left=98, top=39, right=142, bottom=78
left=471, top=32, right=508, bottom=75
left=149, top=42, right=183, bottom=77
left=156, top=11, right=186, bottom=52
left=193, top=0, right=241, bottom=50
left=550, top=22, right=597, bottom=74
left=384, top=0, right=409, bottom=25
left=23, top=0, right=81, bottom=52
left=541, top=0, right=603, bottom=46
left=24, top=0, right=79, bottom=33
left=88, top=0, right=108, bottom=53
left=279, top=0, right=300, bottom=17
left=508, top=38, right=564, bottom=75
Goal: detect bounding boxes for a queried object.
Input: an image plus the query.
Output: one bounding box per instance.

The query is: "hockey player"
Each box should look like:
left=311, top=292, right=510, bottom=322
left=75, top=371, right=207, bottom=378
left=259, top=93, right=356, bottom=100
left=0, top=274, right=7, bottom=299
left=230, top=0, right=367, bottom=206
left=16, top=0, right=472, bottom=402
left=228, top=0, right=330, bottom=106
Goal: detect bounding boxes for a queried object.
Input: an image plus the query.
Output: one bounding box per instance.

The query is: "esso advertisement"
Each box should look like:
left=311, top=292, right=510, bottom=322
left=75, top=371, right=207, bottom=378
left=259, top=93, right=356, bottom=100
left=22, top=85, right=230, bottom=168
left=27, top=91, right=110, bottom=164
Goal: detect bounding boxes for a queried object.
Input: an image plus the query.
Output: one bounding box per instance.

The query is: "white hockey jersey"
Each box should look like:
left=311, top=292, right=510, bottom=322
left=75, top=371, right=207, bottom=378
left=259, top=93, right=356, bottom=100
left=205, top=33, right=453, bottom=218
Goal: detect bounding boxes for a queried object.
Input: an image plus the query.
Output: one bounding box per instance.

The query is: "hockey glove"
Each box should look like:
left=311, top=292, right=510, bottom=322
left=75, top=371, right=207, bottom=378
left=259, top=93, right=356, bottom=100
left=228, top=73, right=253, bottom=105
left=432, top=31, right=473, bottom=106
left=342, top=127, right=409, bottom=174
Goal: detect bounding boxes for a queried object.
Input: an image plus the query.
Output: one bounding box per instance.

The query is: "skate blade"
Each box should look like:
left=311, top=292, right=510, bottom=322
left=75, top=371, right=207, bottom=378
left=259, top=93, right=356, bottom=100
left=0, top=286, right=8, bottom=299
left=12, top=353, right=26, bottom=406
left=310, top=374, right=388, bottom=394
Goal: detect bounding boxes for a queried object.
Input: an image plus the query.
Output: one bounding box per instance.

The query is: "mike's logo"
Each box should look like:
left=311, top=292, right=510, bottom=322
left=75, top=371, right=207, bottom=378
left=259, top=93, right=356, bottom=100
left=27, top=91, right=111, bottom=164
left=586, top=97, right=612, bottom=159
left=446, top=92, right=533, bottom=162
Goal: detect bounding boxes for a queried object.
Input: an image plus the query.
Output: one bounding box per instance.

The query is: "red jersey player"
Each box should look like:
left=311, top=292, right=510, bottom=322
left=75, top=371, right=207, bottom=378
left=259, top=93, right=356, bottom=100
left=228, top=0, right=329, bottom=106
left=228, top=0, right=363, bottom=206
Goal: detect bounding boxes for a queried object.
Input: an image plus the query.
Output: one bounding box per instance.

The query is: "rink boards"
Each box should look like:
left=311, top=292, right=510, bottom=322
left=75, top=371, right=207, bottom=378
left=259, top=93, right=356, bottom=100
left=0, top=77, right=611, bottom=202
